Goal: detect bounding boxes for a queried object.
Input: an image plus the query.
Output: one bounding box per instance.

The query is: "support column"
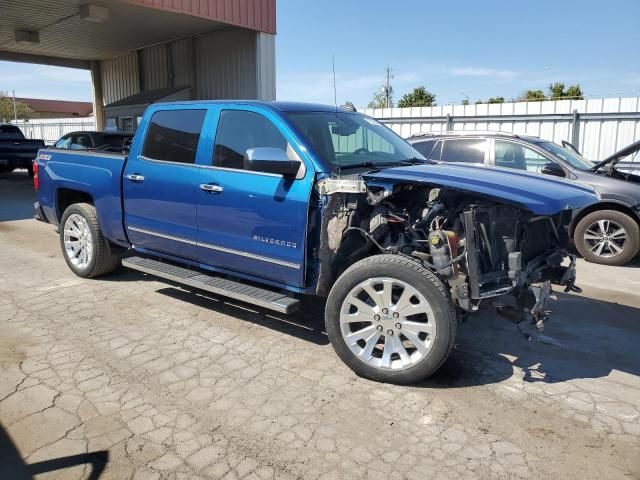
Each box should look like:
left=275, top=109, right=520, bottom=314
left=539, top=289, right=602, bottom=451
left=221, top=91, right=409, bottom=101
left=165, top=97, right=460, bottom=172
left=90, top=60, right=105, bottom=131
left=255, top=32, right=276, bottom=100
left=571, top=109, right=580, bottom=148
left=446, top=114, right=453, bottom=132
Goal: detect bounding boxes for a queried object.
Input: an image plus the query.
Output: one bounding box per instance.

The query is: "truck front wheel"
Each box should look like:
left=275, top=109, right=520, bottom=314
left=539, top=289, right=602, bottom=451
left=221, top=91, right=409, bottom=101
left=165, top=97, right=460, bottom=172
left=325, top=255, right=457, bottom=385
left=59, top=203, right=122, bottom=278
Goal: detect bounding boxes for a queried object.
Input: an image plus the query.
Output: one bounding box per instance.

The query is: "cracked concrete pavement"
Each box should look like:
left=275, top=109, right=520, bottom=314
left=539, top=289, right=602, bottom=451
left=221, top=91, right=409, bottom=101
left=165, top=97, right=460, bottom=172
left=1, top=171, right=639, bottom=479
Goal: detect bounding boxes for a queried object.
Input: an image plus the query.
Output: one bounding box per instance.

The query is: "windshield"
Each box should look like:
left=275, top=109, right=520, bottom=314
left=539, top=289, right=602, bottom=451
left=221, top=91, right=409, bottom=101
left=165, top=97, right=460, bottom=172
left=286, top=111, right=426, bottom=170
left=0, top=125, right=24, bottom=140
left=537, top=141, right=593, bottom=170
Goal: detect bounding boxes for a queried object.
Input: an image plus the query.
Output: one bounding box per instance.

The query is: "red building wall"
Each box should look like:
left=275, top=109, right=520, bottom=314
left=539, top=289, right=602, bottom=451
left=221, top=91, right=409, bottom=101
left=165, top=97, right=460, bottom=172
left=121, top=0, right=276, bottom=34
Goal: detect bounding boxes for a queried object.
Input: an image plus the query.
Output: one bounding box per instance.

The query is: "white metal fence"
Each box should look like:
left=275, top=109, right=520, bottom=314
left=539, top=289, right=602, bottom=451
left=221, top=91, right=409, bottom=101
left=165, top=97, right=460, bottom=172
left=12, top=117, right=96, bottom=145
left=364, top=97, right=640, bottom=161
left=11, top=97, right=640, bottom=160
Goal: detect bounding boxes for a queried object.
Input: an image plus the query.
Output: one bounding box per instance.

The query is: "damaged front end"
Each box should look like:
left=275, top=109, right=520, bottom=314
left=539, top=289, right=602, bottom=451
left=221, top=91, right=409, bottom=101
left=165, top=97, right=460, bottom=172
left=314, top=175, right=583, bottom=333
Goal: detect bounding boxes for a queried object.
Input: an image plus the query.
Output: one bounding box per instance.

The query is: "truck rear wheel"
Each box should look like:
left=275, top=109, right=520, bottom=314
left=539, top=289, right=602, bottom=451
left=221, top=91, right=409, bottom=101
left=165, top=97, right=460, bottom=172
left=59, top=203, right=122, bottom=278
left=325, top=254, right=457, bottom=385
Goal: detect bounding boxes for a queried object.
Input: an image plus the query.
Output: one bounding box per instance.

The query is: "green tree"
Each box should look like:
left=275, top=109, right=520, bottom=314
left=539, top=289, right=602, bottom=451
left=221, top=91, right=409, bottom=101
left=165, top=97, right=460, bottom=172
left=564, top=85, right=583, bottom=100
left=548, top=82, right=583, bottom=100
left=548, top=82, right=566, bottom=99
left=461, top=99, right=470, bottom=106
left=397, top=86, right=436, bottom=108
left=0, top=92, right=33, bottom=122
left=368, top=86, right=394, bottom=109
left=487, top=96, right=505, bottom=104
left=519, top=89, right=546, bottom=102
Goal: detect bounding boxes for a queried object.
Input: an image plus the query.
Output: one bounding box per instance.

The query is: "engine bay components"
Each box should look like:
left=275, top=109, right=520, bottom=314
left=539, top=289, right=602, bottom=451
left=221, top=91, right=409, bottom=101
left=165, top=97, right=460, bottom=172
left=428, top=229, right=459, bottom=278
left=315, top=178, right=579, bottom=323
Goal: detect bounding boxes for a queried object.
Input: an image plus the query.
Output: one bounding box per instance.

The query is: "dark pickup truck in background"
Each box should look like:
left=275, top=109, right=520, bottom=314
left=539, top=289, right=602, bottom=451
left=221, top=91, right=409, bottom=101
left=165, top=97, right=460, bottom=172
left=33, top=101, right=599, bottom=384
left=0, top=124, right=45, bottom=176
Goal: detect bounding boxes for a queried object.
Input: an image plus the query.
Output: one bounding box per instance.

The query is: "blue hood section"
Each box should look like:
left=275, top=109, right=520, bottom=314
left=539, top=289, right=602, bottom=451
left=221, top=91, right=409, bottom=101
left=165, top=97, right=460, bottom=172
left=363, top=163, right=599, bottom=215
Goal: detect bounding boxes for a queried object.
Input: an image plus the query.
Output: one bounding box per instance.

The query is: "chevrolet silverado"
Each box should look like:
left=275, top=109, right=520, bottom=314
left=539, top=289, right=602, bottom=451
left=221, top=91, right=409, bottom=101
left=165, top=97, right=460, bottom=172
left=33, top=101, right=598, bottom=384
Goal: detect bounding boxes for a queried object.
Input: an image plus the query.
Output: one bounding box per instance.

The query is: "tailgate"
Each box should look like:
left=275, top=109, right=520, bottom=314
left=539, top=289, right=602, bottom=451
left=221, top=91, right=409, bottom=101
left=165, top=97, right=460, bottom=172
left=0, top=140, right=45, bottom=158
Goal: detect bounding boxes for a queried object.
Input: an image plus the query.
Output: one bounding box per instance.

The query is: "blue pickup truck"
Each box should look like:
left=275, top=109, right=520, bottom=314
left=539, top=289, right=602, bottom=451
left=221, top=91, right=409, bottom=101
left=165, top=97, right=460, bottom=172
left=34, top=101, right=598, bottom=384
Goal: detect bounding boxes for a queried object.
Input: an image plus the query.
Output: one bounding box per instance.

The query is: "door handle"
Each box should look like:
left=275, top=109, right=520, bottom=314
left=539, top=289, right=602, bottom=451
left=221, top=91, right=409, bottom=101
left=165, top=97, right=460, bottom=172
left=200, top=183, right=223, bottom=193
left=126, top=174, right=145, bottom=182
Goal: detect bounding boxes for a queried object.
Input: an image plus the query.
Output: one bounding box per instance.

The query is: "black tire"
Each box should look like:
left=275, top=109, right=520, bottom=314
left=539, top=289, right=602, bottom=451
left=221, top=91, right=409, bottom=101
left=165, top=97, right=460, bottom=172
left=59, top=203, right=122, bottom=278
left=325, top=254, right=457, bottom=385
left=574, top=210, right=640, bottom=266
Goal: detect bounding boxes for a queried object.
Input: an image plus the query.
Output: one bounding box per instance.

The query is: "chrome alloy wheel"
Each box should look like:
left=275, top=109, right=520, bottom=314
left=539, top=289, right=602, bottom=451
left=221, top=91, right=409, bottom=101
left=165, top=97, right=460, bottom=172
left=339, top=277, right=436, bottom=370
left=63, top=214, right=93, bottom=268
left=584, top=219, right=628, bottom=258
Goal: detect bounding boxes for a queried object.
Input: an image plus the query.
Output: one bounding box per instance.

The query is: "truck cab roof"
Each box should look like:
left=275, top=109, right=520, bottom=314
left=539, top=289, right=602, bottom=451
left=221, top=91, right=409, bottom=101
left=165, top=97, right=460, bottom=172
left=152, top=100, right=347, bottom=114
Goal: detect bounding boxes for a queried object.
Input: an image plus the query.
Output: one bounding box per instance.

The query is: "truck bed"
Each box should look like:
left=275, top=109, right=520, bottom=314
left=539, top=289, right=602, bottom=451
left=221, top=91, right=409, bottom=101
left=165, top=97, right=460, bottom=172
left=35, top=148, right=129, bottom=245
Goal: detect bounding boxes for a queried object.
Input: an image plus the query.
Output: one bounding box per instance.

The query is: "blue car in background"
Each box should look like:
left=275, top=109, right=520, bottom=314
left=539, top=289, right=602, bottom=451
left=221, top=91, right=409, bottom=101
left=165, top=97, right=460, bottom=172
left=33, top=101, right=598, bottom=384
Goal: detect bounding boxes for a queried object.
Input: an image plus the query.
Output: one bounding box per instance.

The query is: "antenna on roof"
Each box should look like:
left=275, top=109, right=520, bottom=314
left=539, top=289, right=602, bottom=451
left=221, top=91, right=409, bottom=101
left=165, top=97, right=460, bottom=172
left=332, top=55, right=338, bottom=113
left=332, top=55, right=341, bottom=179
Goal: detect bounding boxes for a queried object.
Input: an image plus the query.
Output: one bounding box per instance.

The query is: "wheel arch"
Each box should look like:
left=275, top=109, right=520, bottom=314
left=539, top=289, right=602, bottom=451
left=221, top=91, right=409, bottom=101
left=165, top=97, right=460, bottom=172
left=571, top=202, right=640, bottom=236
left=56, top=188, right=94, bottom=222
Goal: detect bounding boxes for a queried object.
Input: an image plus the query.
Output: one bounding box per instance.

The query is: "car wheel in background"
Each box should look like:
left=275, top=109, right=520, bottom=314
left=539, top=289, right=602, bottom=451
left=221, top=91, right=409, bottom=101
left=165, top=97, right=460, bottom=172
left=325, top=254, right=457, bottom=385
left=574, top=210, right=640, bottom=266
left=59, top=203, right=122, bottom=278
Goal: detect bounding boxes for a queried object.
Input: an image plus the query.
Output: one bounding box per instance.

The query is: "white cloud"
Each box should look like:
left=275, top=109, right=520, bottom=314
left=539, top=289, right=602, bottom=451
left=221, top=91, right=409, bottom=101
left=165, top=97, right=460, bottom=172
left=0, top=62, right=92, bottom=101
left=447, top=66, right=519, bottom=80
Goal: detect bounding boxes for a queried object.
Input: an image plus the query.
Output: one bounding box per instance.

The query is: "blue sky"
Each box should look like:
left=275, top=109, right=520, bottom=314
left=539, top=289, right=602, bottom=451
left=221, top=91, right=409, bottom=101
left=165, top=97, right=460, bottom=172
left=1, top=0, right=639, bottom=107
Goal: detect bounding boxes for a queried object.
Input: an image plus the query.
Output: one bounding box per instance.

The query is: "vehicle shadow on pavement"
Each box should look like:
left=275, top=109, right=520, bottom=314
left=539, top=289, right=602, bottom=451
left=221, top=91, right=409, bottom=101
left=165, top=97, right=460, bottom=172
left=0, top=171, right=37, bottom=222
left=0, top=423, right=109, bottom=479
left=151, top=280, right=640, bottom=389
left=156, top=286, right=331, bottom=346
left=422, top=291, right=640, bottom=388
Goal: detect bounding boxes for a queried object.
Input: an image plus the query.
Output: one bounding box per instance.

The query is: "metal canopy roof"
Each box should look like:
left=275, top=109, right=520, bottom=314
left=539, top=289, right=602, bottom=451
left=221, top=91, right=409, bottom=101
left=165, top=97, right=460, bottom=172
left=0, top=0, right=274, bottom=67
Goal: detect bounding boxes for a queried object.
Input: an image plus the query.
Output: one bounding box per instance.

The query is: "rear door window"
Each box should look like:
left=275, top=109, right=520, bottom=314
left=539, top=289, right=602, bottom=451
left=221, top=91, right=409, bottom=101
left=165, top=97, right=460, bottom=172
left=142, top=109, right=206, bottom=164
left=441, top=139, right=487, bottom=164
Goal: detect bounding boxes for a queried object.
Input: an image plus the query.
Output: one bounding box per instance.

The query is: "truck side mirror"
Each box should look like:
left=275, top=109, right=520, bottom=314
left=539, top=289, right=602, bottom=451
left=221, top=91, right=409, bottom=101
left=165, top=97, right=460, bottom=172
left=244, top=147, right=301, bottom=178
left=540, top=162, right=565, bottom=177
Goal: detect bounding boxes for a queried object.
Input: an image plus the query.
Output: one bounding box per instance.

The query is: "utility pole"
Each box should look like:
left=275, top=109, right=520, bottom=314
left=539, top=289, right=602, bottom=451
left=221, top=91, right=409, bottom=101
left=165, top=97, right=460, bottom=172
left=384, top=64, right=393, bottom=108
left=12, top=90, right=18, bottom=123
